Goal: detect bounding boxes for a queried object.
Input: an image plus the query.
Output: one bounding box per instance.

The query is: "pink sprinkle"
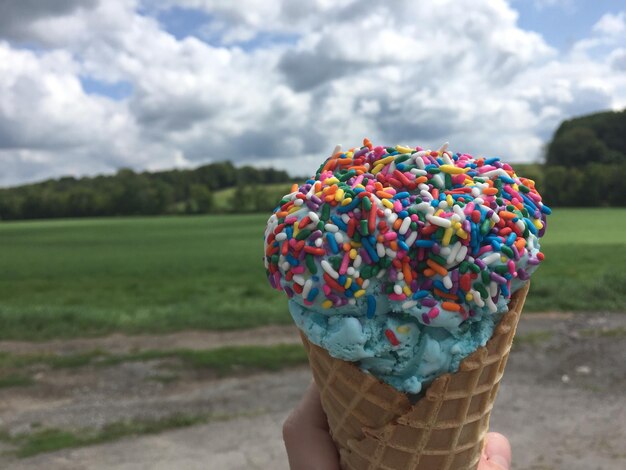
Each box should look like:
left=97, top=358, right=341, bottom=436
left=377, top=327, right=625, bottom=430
left=384, top=232, right=397, bottom=241
left=428, top=307, right=439, bottom=319
left=351, top=174, right=364, bottom=188
left=322, top=285, right=331, bottom=296
left=477, top=245, right=492, bottom=256
left=393, top=200, right=403, bottom=212
left=291, top=265, right=305, bottom=274
left=284, top=216, right=298, bottom=225
left=339, top=252, right=350, bottom=275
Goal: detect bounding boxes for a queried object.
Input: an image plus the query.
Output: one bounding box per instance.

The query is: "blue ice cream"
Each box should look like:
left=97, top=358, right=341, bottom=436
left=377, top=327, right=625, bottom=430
left=264, top=141, right=549, bottom=394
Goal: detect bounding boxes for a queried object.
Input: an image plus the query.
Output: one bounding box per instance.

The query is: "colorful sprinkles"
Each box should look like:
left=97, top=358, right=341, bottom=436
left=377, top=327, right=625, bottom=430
left=264, top=139, right=549, bottom=338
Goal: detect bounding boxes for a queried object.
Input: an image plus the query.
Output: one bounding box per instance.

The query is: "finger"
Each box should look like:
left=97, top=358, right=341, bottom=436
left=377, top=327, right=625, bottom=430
left=283, top=382, right=340, bottom=470
left=479, top=432, right=511, bottom=470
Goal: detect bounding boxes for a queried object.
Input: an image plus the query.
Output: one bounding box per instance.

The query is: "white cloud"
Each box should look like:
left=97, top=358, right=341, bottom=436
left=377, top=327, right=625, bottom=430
left=593, top=12, right=626, bottom=36
left=0, top=0, right=624, bottom=186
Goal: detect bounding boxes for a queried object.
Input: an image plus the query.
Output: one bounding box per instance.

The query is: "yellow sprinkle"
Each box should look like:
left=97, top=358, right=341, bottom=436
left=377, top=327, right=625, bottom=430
left=349, top=248, right=358, bottom=259
left=377, top=156, right=395, bottom=166
left=341, top=197, right=353, bottom=206
left=501, top=256, right=508, bottom=263
left=442, top=227, right=453, bottom=246
left=439, top=164, right=468, bottom=174
left=533, top=219, right=543, bottom=230
left=466, top=292, right=473, bottom=302
left=322, top=300, right=333, bottom=309
left=350, top=241, right=362, bottom=248
left=396, top=325, right=410, bottom=334
left=288, top=206, right=300, bottom=215
left=346, top=151, right=354, bottom=158
left=382, top=199, right=394, bottom=209
left=324, top=177, right=339, bottom=185
left=354, top=289, right=366, bottom=298
left=446, top=195, right=454, bottom=207
left=453, top=221, right=462, bottom=230
left=353, top=184, right=366, bottom=190
left=371, top=164, right=384, bottom=175
left=293, top=224, right=300, bottom=237
left=457, top=229, right=468, bottom=239
left=434, top=209, right=444, bottom=217
left=395, top=145, right=413, bottom=154
left=344, top=278, right=352, bottom=289
left=403, top=286, right=412, bottom=296
left=335, top=188, right=345, bottom=201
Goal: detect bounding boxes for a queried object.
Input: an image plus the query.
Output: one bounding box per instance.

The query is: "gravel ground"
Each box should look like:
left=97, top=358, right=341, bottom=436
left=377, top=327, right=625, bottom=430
left=1, top=312, right=625, bottom=470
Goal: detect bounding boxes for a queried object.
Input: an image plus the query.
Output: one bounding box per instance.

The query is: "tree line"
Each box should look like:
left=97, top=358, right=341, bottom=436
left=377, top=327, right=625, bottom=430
left=541, top=109, right=626, bottom=206
left=0, top=162, right=292, bottom=220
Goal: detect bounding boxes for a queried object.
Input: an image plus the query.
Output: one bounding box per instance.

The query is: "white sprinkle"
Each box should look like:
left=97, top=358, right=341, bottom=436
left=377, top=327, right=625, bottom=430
left=410, top=168, right=427, bottom=176
left=353, top=255, right=362, bottom=268
left=331, top=144, right=342, bottom=156
left=353, top=270, right=360, bottom=278
left=347, top=267, right=355, bottom=276
left=450, top=214, right=461, bottom=223
left=397, top=272, right=404, bottom=281
left=275, top=233, right=287, bottom=242
left=385, top=248, right=397, bottom=258
left=405, top=231, right=418, bottom=246
left=388, top=213, right=398, bottom=225
left=348, top=298, right=356, bottom=305
left=432, top=173, right=445, bottom=188
left=281, top=261, right=290, bottom=271
left=399, top=217, right=411, bottom=235
left=438, top=200, right=449, bottom=210
left=314, top=238, right=323, bottom=247
left=471, top=187, right=481, bottom=197
left=474, top=197, right=484, bottom=205
left=472, top=290, right=485, bottom=307
left=418, top=183, right=430, bottom=192
left=402, top=300, right=418, bottom=309
left=439, top=247, right=451, bottom=256
left=482, top=253, right=501, bottom=265
left=376, top=269, right=386, bottom=279
left=393, top=284, right=403, bottom=295
left=334, top=232, right=344, bottom=244
left=438, top=142, right=449, bottom=153
left=447, top=242, right=462, bottom=265
left=426, top=215, right=452, bottom=228
left=309, top=212, right=320, bottom=224
left=456, top=245, right=468, bottom=263
left=416, top=202, right=432, bottom=212
left=489, top=281, right=498, bottom=297
left=325, top=224, right=338, bottom=232
left=376, top=243, right=386, bottom=258
left=294, top=199, right=304, bottom=206
left=292, top=274, right=305, bottom=286
left=302, top=279, right=313, bottom=298
left=341, top=214, right=350, bottom=223
left=481, top=168, right=509, bottom=178
left=453, top=205, right=466, bottom=220
left=443, top=275, right=453, bottom=290
left=321, top=260, right=339, bottom=279
left=516, top=219, right=526, bottom=233
left=491, top=212, right=500, bottom=223
left=362, top=279, right=370, bottom=289
left=486, top=296, right=497, bottom=313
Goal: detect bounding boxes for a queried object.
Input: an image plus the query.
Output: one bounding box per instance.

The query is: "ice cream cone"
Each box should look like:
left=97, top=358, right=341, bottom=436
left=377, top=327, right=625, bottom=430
left=300, top=282, right=529, bottom=470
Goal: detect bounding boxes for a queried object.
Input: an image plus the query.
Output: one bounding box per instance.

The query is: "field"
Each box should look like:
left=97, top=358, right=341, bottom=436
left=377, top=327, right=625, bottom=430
left=0, top=209, right=625, bottom=340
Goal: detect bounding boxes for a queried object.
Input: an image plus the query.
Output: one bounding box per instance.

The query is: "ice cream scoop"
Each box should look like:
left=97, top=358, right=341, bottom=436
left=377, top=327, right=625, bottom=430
left=264, top=139, right=549, bottom=393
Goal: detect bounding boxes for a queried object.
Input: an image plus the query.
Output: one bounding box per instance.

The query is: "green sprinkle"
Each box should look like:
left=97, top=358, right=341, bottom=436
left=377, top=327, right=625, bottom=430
left=481, top=270, right=491, bottom=285
left=495, top=265, right=509, bottom=275
left=339, top=170, right=356, bottom=182
left=360, top=220, right=369, bottom=235
left=519, top=184, right=530, bottom=193
left=480, top=219, right=491, bottom=235
left=321, top=204, right=330, bottom=221
left=475, top=283, right=488, bottom=298
left=428, top=252, right=447, bottom=265
left=501, top=245, right=515, bottom=259
left=460, top=261, right=470, bottom=273
left=469, top=263, right=481, bottom=274
left=306, top=254, right=317, bottom=274
left=296, top=229, right=312, bottom=241
left=362, top=197, right=372, bottom=211
left=395, top=154, right=411, bottom=163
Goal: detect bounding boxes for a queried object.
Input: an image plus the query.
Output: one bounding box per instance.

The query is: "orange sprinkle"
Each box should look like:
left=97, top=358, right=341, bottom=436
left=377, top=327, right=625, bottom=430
left=376, top=191, right=394, bottom=199
left=499, top=211, right=517, bottom=220
left=442, top=302, right=461, bottom=312
left=482, top=187, right=498, bottom=196
left=390, top=241, right=398, bottom=251
left=424, top=268, right=436, bottom=277
left=402, top=263, right=412, bottom=283
left=415, top=176, right=428, bottom=185
left=290, top=183, right=298, bottom=192
left=343, top=243, right=351, bottom=252
left=392, top=219, right=403, bottom=230
left=276, top=211, right=288, bottom=218
left=426, top=259, right=448, bottom=276
left=434, top=288, right=459, bottom=300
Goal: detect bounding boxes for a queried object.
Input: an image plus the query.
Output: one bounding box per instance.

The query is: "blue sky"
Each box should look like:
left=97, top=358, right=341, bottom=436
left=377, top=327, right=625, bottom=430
left=0, top=0, right=624, bottom=186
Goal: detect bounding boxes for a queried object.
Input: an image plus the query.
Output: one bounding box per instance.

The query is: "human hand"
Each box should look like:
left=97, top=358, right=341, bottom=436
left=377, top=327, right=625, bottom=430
left=283, top=382, right=511, bottom=470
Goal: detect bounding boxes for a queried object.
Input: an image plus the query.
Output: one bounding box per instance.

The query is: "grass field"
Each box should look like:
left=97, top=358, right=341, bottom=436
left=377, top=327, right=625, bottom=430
left=0, top=209, right=625, bottom=340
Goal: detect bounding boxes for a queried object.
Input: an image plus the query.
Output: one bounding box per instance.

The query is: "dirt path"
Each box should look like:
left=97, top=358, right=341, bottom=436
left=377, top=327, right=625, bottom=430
left=0, top=325, right=301, bottom=355
left=1, top=312, right=625, bottom=469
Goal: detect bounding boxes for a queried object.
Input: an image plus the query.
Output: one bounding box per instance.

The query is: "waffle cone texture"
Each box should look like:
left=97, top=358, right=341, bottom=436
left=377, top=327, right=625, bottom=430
left=300, top=282, right=529, bottom=470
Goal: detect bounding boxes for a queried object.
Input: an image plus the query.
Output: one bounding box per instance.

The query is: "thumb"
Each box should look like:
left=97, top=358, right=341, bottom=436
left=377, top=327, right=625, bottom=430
left=479, top=432, right=511, bottom=470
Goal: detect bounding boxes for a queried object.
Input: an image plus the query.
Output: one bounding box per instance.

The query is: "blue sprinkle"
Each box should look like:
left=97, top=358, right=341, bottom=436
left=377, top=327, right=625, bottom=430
left=393, top=191, right=410, bottom=200
left=485, top=157, right=501, bottom=164
left=306, top=288, right=319, bottom=302
left=540, top=204, right=552, bottom=215
left=491, top=239, right=501, bottom=251
left=398, top=240, right=409, bottom=251
left=366, top=295, right=376, bottom=318
left=326, top=233, right=339, bottom=254
left=412, top=290, right=429, bottom=300
left=505, top=233, right=517, bottom=246
left=336, top=198, right=360, bottom=213
left=433, top=280, right=448, bottom=291
left=286, top=227, right=293, bottom=239
left=330, top=214, right=348, bottom=231
left=500, top=176, right=516, bottom=184
left=361, top=237, right=379, bottom=262
left=338, top=275, right=346, bottom=285
left=286, top=254, right=299, bottom=266
left=415, top=240, right=435, bottom=247
left=398, top=210, right=409, bottom=218
left=524, top=218, right=538, bottom=235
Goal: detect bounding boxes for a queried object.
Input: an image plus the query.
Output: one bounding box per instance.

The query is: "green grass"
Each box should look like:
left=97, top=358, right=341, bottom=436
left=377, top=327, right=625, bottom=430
left=1, top=413, right=231, bottom=458
left=213, top=183, right=294, bottom=211
left=0, top=215, right=288, bottom=340
left=0, top=344, right=308, bottom=383
left=0, top=209, right=624, bottom=340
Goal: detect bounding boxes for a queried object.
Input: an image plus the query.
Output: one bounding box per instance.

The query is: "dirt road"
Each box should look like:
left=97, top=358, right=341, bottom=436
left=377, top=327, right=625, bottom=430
left=1, top=312, right=625, bottom=470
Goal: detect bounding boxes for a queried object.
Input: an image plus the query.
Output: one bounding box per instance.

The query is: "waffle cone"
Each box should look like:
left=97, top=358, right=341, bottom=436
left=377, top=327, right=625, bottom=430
left=300, top=283, right=529, bottom=470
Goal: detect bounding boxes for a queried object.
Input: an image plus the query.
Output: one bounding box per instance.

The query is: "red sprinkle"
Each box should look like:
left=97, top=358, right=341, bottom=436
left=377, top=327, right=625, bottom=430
left=385, top=329, right=400, bottom=346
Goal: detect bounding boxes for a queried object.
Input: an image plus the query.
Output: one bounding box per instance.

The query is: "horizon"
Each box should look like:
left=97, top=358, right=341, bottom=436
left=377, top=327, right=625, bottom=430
left=1, top=0, right=625, bottom=187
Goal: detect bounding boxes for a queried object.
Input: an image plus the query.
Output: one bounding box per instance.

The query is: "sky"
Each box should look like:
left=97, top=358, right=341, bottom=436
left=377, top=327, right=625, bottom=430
left=0, top=0, right=625, bottom=187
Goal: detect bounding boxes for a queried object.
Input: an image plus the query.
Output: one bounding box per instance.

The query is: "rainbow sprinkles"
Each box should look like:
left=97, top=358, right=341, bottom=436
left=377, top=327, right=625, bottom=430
left=264, top=139, right=550, bottom=328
